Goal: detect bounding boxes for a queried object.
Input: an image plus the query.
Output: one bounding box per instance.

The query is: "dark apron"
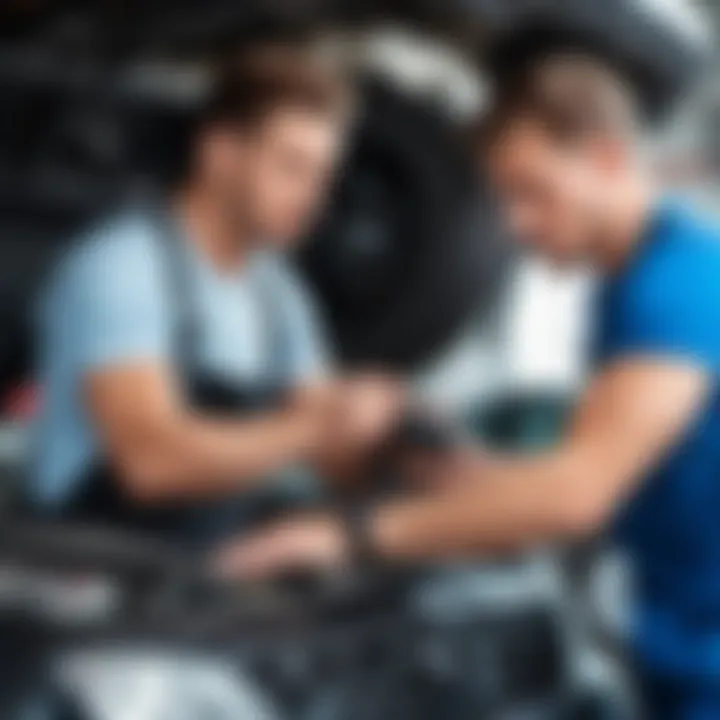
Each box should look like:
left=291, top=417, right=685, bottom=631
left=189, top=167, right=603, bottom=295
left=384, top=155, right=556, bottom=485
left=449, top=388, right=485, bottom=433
left=53, top=207, right=306, bottom=546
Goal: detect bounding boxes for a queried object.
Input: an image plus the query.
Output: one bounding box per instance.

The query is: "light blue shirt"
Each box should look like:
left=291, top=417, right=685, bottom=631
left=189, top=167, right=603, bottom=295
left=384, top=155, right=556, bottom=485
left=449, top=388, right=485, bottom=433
left=31, top=207, right=328, bottom=505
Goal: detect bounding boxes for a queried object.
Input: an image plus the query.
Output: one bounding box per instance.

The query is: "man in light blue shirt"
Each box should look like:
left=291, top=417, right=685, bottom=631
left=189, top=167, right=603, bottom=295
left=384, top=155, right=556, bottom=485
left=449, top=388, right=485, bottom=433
left=33, top=210, right=327, bottom=505
left=31, top=47, right=403, bottom=539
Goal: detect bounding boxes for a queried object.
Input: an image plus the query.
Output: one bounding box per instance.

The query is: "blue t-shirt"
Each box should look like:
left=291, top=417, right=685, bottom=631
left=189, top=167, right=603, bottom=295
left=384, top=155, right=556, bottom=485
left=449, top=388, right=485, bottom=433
left=595, top=201, right=720, bottom=683
left=31, top=207, right=328, bottom=506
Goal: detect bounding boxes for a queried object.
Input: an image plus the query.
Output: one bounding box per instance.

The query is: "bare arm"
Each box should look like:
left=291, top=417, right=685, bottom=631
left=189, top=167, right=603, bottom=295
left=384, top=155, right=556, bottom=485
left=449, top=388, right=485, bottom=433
left=213, top=358, right=713, bottom=578
left=86, top=363, right=322, bottom=503
left=369, top=359, right=710, bottom=560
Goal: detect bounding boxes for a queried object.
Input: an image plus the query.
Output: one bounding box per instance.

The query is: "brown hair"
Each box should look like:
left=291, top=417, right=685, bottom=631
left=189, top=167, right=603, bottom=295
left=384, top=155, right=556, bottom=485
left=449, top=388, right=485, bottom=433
left=201, top=45, right=353, bottom=130
left=475, top=54, right=640, bottom=150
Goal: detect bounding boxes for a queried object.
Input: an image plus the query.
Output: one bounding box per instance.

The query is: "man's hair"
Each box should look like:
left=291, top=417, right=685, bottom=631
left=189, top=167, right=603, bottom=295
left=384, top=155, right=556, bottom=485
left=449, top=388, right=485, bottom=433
left=476, top=54, right=641, bottom=149
left=200, top=45, right=353, bottom=130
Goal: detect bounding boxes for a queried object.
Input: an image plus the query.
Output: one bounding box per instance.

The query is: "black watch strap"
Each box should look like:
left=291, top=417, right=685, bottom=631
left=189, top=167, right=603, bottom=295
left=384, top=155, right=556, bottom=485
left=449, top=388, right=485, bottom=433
left=342, top=500, right=378, bottom=568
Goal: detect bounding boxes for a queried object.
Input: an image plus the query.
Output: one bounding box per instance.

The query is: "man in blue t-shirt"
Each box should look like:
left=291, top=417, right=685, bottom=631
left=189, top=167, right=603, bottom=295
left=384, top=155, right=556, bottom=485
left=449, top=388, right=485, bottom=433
left=220, top=56, right=720, bottom=716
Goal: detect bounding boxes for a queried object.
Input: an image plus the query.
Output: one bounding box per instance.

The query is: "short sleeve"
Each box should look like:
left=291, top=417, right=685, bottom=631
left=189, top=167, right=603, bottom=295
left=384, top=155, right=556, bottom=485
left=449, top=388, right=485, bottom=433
left=608, top=243, right=720, bottom=372
left=59, top=222, right=172, bottom=371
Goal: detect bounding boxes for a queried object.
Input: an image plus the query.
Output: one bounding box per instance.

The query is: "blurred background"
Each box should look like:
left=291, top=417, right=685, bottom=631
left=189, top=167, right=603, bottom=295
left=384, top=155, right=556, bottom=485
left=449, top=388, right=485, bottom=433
left=0, top=1, right=717, bottom=718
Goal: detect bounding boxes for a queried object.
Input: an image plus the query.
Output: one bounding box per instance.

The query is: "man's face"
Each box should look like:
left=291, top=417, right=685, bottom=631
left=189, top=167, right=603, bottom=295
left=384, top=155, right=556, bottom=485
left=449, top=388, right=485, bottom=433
left=207, top=108, right=346, bottom=246
left=488, top=120, right=615, bottom=265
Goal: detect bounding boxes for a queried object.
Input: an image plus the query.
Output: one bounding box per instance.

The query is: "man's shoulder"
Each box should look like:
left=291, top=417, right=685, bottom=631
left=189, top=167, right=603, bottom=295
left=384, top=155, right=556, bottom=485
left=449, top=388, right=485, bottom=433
left=613, top=204, right=720, bottom=329
left=626, top=204, right=720, bottom=292
left=651, top=203, right=720, bottom=268
left=68, top=207, right=161, bottom=271
left=54, top=207, right=164, bottom=292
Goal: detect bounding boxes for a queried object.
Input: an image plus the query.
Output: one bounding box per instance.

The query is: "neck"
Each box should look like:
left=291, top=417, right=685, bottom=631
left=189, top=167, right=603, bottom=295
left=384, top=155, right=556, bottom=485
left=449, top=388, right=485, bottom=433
left=596, top=177, right=657, bottom=273
left=174, top=183, right=248, bottom=272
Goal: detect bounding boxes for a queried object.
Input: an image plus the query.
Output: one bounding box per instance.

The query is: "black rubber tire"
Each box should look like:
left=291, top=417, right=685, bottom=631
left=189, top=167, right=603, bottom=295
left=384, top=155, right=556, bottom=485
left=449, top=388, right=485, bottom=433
left=298, top=77, right=509, bottom=371
left=484, top=2, right=709, bottom=124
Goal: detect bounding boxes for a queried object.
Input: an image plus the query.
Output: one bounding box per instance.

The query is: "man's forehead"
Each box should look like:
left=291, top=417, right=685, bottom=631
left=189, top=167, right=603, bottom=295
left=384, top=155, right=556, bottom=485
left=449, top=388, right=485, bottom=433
left=258, top=106, right=343, bottom=145
left=491, top=120, right=560, bottom=167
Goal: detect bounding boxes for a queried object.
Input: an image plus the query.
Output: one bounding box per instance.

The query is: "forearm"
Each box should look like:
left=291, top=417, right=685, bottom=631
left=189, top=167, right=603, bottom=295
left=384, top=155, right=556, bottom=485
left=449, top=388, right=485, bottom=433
left=369, top=448, right=604, bottom=561
left=88, top=366, right=408, bottom=503
left=212, top=362, right=707, bottom=581
left=118, top=408, right=320, bottom=502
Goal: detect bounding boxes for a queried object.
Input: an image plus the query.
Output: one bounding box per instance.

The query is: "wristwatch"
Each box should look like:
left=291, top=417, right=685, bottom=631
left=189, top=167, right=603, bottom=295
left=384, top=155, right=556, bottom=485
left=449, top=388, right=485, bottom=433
left=342, top=499, right=379, bottom=569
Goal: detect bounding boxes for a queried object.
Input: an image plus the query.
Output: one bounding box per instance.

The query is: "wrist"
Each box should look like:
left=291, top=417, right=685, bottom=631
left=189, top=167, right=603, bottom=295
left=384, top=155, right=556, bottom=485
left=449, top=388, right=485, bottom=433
left=283, top=404, right=329, bottom=460
left=341, top=500, right=382, bottom=568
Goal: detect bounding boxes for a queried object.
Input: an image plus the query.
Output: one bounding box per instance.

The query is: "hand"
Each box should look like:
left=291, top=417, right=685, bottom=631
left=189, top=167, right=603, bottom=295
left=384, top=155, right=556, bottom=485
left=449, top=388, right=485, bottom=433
left=212, top=513, right=349, bottom=581
left=290, top=374, right=407, bottom=469
left=287, top=379, right=344, bottom=456
left=333, top=374, right=407, bottom=454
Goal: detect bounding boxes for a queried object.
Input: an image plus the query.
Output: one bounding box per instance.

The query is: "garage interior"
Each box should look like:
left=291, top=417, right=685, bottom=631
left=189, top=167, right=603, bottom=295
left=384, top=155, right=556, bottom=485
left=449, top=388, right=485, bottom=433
left=0, top=1, right=717, bottom=719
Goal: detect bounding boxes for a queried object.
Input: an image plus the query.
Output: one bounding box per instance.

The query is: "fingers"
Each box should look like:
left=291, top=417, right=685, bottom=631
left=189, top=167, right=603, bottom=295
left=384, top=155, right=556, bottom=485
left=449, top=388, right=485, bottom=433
left=212, top=528, right=289, bottom=581
left=292, top=374, right=408, bottom=469
left=211, top=515, right=348, bottom=582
